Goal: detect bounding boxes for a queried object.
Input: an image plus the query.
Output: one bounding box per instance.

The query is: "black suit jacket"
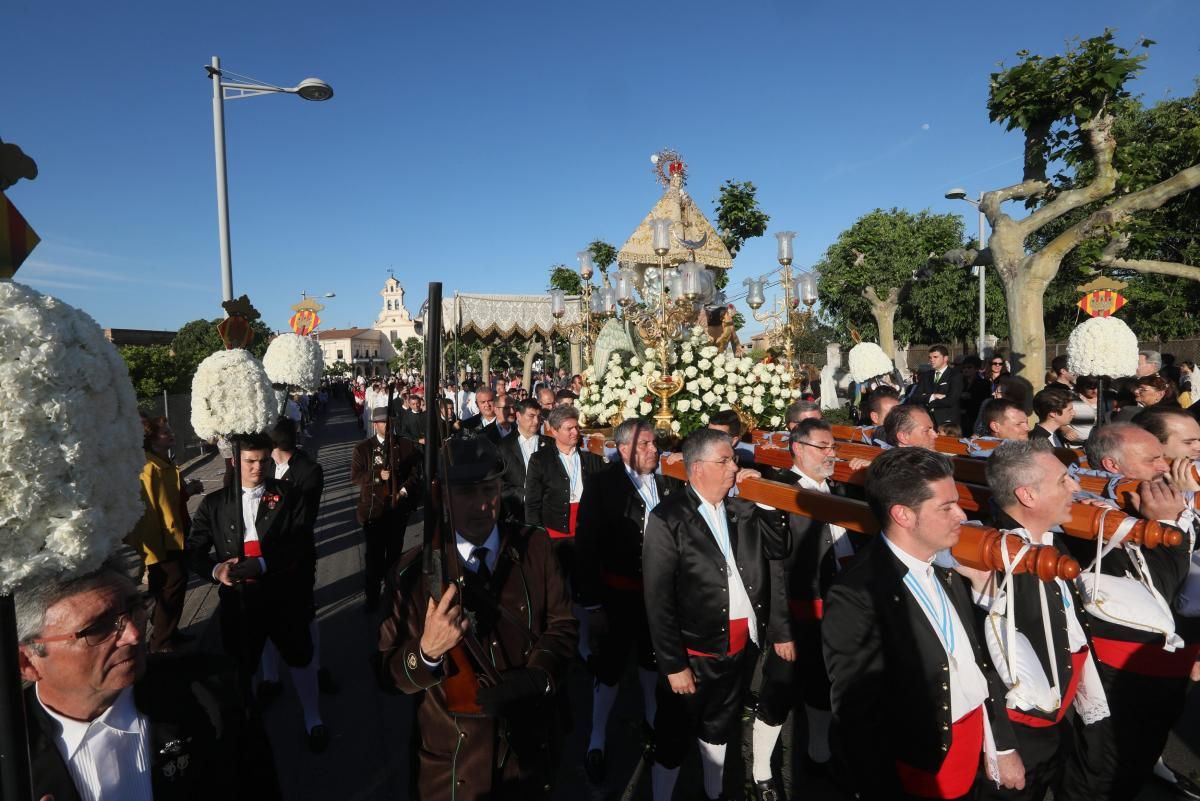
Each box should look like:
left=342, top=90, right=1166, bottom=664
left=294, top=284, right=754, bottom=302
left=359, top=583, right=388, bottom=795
left=575, top=461, right=682, bottom=607
left=27, top=653, right=281, bottom=801
left=460, top=413, right=497, bottom=432
left=910, top=365, right=963, bottom=428
left=642, top=486, right=790, bottom=674
left=496, top=430, right=553, bottom=522
left=524, top=446, right=606, bottom=534
left=483, top=421, right=516, bottom=445
left=823, top=536, right=1014, bottom=798
left=276, top=449, right=324, bottom=530
left=185, top=477, right=313, bottom=581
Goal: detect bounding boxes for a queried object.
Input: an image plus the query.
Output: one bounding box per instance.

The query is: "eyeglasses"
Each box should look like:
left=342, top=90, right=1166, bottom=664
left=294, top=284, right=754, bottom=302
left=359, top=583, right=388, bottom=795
left=794, top=440, right=837, bottom=453
left=32, top=596, right=150, bottom=647
left=697, top=457, right=736, bottom=466
left=990, top=361, right=1004, bottom=366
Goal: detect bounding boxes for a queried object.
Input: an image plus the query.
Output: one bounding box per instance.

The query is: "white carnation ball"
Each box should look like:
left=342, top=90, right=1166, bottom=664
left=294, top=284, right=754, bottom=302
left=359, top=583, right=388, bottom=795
left=1067, top=316, right=1139, bottom=378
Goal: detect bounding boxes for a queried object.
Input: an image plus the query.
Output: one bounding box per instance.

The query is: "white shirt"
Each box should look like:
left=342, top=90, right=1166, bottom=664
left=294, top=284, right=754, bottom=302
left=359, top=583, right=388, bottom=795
left=626, top=465, right=659, bottom=528
left=455, top=527, right=501, bottom=575
left=792, top=466, right=855, bottom=567
left=882, top=534, right=989, bottom=721
left=1034, top=529, right=1089, bottom=651
left=696, top=496, right=758, bottom=645
left=241, top=485, right=268, bottom=572
left=36, top=685, right=153, bottom=801
left=518, top=432, right=541, bottom=468
left=274, top=461, right=290, bottom=480
left=558, top=448, right=583, bottom=503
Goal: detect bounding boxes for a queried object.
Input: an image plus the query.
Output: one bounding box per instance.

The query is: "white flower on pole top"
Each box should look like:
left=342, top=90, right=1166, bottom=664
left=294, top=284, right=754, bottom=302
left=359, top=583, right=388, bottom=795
left=262, top=333, right=323, bottom=392
left=191, top=349, right=278, bottom=441
left=0, top=282, right=144, bottom=594
left=1067, top=316, right=1139, bottom=377
left=848, top=342, right=895, bottom=383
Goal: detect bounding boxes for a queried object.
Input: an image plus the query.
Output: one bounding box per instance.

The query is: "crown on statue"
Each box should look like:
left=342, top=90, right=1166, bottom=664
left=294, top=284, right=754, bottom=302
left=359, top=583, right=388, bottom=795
left=217, top=294, right=261, bottom=350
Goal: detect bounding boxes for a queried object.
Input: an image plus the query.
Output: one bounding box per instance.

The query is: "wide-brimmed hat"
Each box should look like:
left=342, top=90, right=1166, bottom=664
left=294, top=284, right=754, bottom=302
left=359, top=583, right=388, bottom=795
left=370, top=407, right=390, bottom=422
left=442, top=436, right=505, bottom=485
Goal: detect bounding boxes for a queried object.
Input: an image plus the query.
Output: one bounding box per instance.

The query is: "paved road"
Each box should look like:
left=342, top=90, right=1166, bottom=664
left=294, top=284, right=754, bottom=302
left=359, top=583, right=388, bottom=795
left=172, top=399, right=1200, bottom=800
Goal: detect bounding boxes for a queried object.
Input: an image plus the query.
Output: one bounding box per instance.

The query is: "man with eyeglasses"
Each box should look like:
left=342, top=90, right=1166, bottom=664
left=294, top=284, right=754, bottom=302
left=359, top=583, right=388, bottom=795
left=17, top=565, right=281, bottom=800
left=483, top=395, right=516, bottom=444
left=751, top=419, right=869, bottom=800
left=643, top=428, right=789, bottom=801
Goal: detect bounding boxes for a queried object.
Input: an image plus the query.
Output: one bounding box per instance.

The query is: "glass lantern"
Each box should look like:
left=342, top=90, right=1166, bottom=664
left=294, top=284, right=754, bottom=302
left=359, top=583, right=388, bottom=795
left=589, top=289, right=605, bottom=314
left=548, top=289, right=566, bottom=318
left=667, top=269, right=685, bottom=303
left=650, top=217, right=672, bottom=254
left=743, top=276, right=766, bottom=310
left=577, top=250, right=594, bottom=282
left=680, top=262, right=703, bottom=300
left=614, top=268, right=636, bottom=305
left=775, top=231, right=797, bottom=265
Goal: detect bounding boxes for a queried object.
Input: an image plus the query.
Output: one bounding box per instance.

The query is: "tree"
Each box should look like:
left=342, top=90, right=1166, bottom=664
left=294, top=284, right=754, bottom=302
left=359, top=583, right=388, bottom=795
left=548, top=265, right=583, bottom=294
left=713, top=180, right=770, bottom=290
left=815, top=209, right=978, bottom=355
left=118, top=344, right=191, bottom=401
left=171, top=317, right=271, bottom=377
left=588, top=240, right=617, bottom=272
left=394, top=337, right=425, bottom=371
left=443, top=338, right=483, bottom=376
left=324, top=360, right=351, bottom=378
left=954, top=31, right=1200, bottom=387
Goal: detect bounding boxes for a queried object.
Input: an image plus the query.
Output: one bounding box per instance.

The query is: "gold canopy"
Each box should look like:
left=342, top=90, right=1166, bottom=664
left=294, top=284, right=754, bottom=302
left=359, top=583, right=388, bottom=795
left=617, top=164, right=733, bottom=270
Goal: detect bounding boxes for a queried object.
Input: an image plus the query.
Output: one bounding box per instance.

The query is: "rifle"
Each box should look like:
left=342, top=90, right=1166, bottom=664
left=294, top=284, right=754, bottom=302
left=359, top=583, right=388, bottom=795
left=385, top=382, right=397, bottom=503
left=420, top=282, right=501, bottom=716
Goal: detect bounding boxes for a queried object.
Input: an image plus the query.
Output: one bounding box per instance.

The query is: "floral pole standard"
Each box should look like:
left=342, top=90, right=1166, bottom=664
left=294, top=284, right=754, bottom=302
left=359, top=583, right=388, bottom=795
left=1065, top=316, right=1139, bottom=426
left=0, top=281, right=144, bottom=801
left=262, top=331, right=324, bottom=420
left=847, top=341, right=902, bottom=415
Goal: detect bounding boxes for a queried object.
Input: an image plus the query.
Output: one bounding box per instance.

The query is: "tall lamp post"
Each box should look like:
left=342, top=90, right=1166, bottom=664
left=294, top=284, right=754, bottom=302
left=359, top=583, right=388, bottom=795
left=945, top=188, right=988, bottom=355
left=207, top=56, right=333, bottom=305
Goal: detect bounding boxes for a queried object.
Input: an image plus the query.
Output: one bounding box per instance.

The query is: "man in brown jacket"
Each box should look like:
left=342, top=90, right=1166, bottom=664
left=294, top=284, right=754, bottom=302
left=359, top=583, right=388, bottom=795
left=351, top=407, right=421, bottom=611
left=378, top=437, right=578, bottom=801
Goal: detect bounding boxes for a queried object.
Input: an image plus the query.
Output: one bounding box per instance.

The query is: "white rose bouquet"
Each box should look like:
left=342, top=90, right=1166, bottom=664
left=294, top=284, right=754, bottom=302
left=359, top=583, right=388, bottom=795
left=847, top=342, right=895, bottom=384
left=0, top=282, right=144, bottom=593
left=262, top=332, right=323, bottom=392
left=1066, top=316, right=1139, bottom=378
left=191, top=349, right=278, bottom=440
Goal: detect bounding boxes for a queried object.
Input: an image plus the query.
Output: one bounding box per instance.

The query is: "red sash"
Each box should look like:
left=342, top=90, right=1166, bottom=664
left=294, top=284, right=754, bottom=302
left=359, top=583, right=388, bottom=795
left=601, top=571, right=643, bottom=592
left=1007, top=647, right=1089, bottom=728
left=686, top=618, right=750, bottom=658
left=1091, top=637, right=1200, bottom=678
left=243, top=539, right=262, bottom=558
left=895, top=704, right=983, bottom=799
left=546, top=502, right=580, bottom=540
left=788, top=598, right=824, bottom=621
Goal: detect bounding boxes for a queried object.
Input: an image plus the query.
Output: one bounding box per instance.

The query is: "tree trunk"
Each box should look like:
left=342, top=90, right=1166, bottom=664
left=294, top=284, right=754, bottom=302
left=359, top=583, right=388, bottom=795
left=1001, top=269, right=1049, bottom=391
left=522, top=338, right=540, bottom=390
left=480, top=346, right=492, bottom=385
left=862, top=286, right=900, bottom=358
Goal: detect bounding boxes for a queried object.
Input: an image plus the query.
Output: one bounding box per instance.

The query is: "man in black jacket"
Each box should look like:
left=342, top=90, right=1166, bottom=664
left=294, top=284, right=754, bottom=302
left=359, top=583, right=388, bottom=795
left=497, top=398, right=552, bottom=522
left=751, top=419, right=869, bottom=800
left=186, top=433, right=328, bottom=752
left=575, top=417, right=681, bottom=784
left=909, top=345, right=962, bottom=430
left=823, top=447, right=1019, bottom=800
left=643, top=428, right=789, bottom=801
left=981, top=440, right=1114, bottom=801
left=17, top=565, right=281, bottom=801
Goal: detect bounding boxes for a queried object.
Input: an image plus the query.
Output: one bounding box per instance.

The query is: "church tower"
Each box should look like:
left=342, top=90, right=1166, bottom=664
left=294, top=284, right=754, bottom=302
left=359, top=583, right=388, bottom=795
left=374, top=273, right=420, bottom=347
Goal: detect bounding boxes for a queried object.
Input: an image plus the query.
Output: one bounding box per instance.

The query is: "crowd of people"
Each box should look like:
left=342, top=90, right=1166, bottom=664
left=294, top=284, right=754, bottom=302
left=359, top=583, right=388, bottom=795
left=13, top=342, right=1200, bottom=801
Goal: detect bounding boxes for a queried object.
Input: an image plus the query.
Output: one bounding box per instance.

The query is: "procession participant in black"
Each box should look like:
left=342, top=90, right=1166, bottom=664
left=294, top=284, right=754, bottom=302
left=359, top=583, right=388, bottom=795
left=643, top=428, right=790, bottom=801
left=377, top=437, right=578, bottom=801
left=350, top=406, right=421, bottom=612
left=396, top=392, right=425, bottom=445
left=496, top=398, right=552, bottom=522
left=575, top=417, right=682, bottom=784
left=750, top=419, right=870, bottom=800
left=909, top=345, right=963, bottom=429
left=823, top=447, right=1020, bottom=801
left=483, top=394, right=516, bottom=443
left=185, top=433, right=328, bottom=752
left=524, top=404, right=605, bottom=578
left=980, top=440, right=1113, bottom=801
left=1071, top=422, right=1194, bottom=800
left=461, top=387, right=499, bottom=431
left=17, top=566, right=283, bottom=801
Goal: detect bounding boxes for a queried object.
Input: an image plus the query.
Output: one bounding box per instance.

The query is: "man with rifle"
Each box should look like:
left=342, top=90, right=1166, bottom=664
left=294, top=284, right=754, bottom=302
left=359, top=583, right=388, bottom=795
left=377, top=435, right=578, bottom=801
left=351, top=405, right=420, bottom=613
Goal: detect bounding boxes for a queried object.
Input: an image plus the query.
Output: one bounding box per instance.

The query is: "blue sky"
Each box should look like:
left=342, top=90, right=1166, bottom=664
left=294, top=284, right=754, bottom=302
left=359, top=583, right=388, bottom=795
left=4, top=0, right=1197, bottom=334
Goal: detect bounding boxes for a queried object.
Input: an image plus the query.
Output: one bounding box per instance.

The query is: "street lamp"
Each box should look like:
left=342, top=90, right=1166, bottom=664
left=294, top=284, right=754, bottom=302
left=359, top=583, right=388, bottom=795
left=207, top=56, right=333, bottom=306
left=945, top=187, right=988, bottom=356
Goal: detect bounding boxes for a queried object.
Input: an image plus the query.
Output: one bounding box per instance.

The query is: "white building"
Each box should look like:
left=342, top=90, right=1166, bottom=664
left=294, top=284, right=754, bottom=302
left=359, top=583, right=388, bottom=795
left=375, top=275, right=421, bottom=346
left=315, top=275, right=423, bottom=378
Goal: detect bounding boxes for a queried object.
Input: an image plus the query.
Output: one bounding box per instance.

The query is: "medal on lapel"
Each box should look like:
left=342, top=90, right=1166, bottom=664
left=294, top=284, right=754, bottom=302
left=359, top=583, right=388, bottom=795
left=158, top=738, right=192, bottom=781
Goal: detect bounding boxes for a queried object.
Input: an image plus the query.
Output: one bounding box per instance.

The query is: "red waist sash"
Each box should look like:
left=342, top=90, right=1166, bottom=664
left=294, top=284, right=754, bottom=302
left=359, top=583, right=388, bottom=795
left=1007, top=647, right=1089, bottom=728
left=601, top=571, right=643, bottom=591
left=546, top=502, right=580, bottom=540
left=1091, top=637, right=1200, bottom=678
left=686, top=618, right=750, bottom=658
left=243, top=539, right=262, bottom=558
left=895, top=704, right=983, bottom=800
left=788, top=598, right=824, bottom=621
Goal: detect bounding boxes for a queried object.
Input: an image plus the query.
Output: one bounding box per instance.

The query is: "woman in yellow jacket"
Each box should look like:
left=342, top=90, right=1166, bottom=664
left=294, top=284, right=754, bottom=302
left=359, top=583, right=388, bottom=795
left=128, top=416, right=202, bottom=651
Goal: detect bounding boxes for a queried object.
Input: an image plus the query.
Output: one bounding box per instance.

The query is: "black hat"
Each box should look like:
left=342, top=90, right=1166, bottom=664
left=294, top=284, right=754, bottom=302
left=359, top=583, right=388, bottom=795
left=442, top=436, right=505, bottom=485
left=370, top=407, right=390, bottom=422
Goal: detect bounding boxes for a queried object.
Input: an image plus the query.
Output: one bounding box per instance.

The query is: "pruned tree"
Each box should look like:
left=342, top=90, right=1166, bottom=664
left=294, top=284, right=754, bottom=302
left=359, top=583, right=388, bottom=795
left=957, top=31, right=1200, bottom=386
left=714, top=180, right=770, bottom=290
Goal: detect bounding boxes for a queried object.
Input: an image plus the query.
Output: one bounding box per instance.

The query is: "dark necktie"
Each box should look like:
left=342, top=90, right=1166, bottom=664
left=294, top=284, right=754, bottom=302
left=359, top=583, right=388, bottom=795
left=472, top=547, right=492, bottom=583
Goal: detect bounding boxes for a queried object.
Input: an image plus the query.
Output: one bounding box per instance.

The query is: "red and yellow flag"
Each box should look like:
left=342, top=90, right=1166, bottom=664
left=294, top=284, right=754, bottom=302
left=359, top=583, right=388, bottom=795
left=0, top=191, right=40, bottom=278
left=1077, top=289, right=1127, bottom=318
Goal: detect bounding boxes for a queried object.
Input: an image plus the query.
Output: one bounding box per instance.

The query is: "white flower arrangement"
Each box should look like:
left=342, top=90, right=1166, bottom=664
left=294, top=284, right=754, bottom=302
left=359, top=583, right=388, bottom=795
left=1066, top=316, right=1139, bottom=378
left=262, top=332, right=324, bottom=392
left=191, top=348, right=278, bottom=440
left=847, top=342, right=895, bottom=383
left=0, top=282, right=144, bottom=593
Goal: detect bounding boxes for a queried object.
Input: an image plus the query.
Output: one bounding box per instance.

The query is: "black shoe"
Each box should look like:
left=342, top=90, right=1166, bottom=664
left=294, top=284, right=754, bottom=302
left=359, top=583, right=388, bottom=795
left=307, top=724, right=330, bottom=754
left=803, top=755, right=830, bottom=778
left=752, top=779, right=781, bottom=801
left=257, top=679, right=283, bottom=708
left=318, top=667, right=340, bottom=695
left=584, top=748, right=605, bottom=784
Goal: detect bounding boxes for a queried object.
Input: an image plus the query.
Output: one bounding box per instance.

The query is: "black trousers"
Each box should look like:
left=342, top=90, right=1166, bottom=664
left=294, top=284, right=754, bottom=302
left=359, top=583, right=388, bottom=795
left=363, top=512, right=410, bottom=604
left=218, top=578, right=315, bottom=676
left=592, top=586, right=656, bottom=686
left=147, top=553, right=188, bottom=652
left=653, top=644, right=757, bottom=769
left=757, top=620, right=829, bottom=726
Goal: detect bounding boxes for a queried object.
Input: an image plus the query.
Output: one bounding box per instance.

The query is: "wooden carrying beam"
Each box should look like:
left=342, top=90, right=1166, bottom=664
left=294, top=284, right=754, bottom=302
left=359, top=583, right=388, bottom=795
left=658, top=458, right=1079, bottom=581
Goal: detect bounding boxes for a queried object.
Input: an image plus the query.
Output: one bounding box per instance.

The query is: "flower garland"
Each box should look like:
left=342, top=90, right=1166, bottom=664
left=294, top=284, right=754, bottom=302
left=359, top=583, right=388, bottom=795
left=0, top=281, right=145, bottom=593
left=191, top=349, right=278, bottom=441
left=262, top=332, right=323, bottom=392
left=579, top=327, right=800, bottom=436
left=1066, top=316, right=1139, bottom=378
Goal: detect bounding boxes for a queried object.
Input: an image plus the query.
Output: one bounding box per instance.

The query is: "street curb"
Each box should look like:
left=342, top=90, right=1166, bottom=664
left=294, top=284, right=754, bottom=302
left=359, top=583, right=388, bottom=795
left=180, top=449, right=216, bottom=477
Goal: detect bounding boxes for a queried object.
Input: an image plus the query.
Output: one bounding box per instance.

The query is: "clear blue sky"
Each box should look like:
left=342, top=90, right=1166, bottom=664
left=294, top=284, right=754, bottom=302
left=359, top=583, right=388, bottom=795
left=4, top=0, right=1197, bottom=334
